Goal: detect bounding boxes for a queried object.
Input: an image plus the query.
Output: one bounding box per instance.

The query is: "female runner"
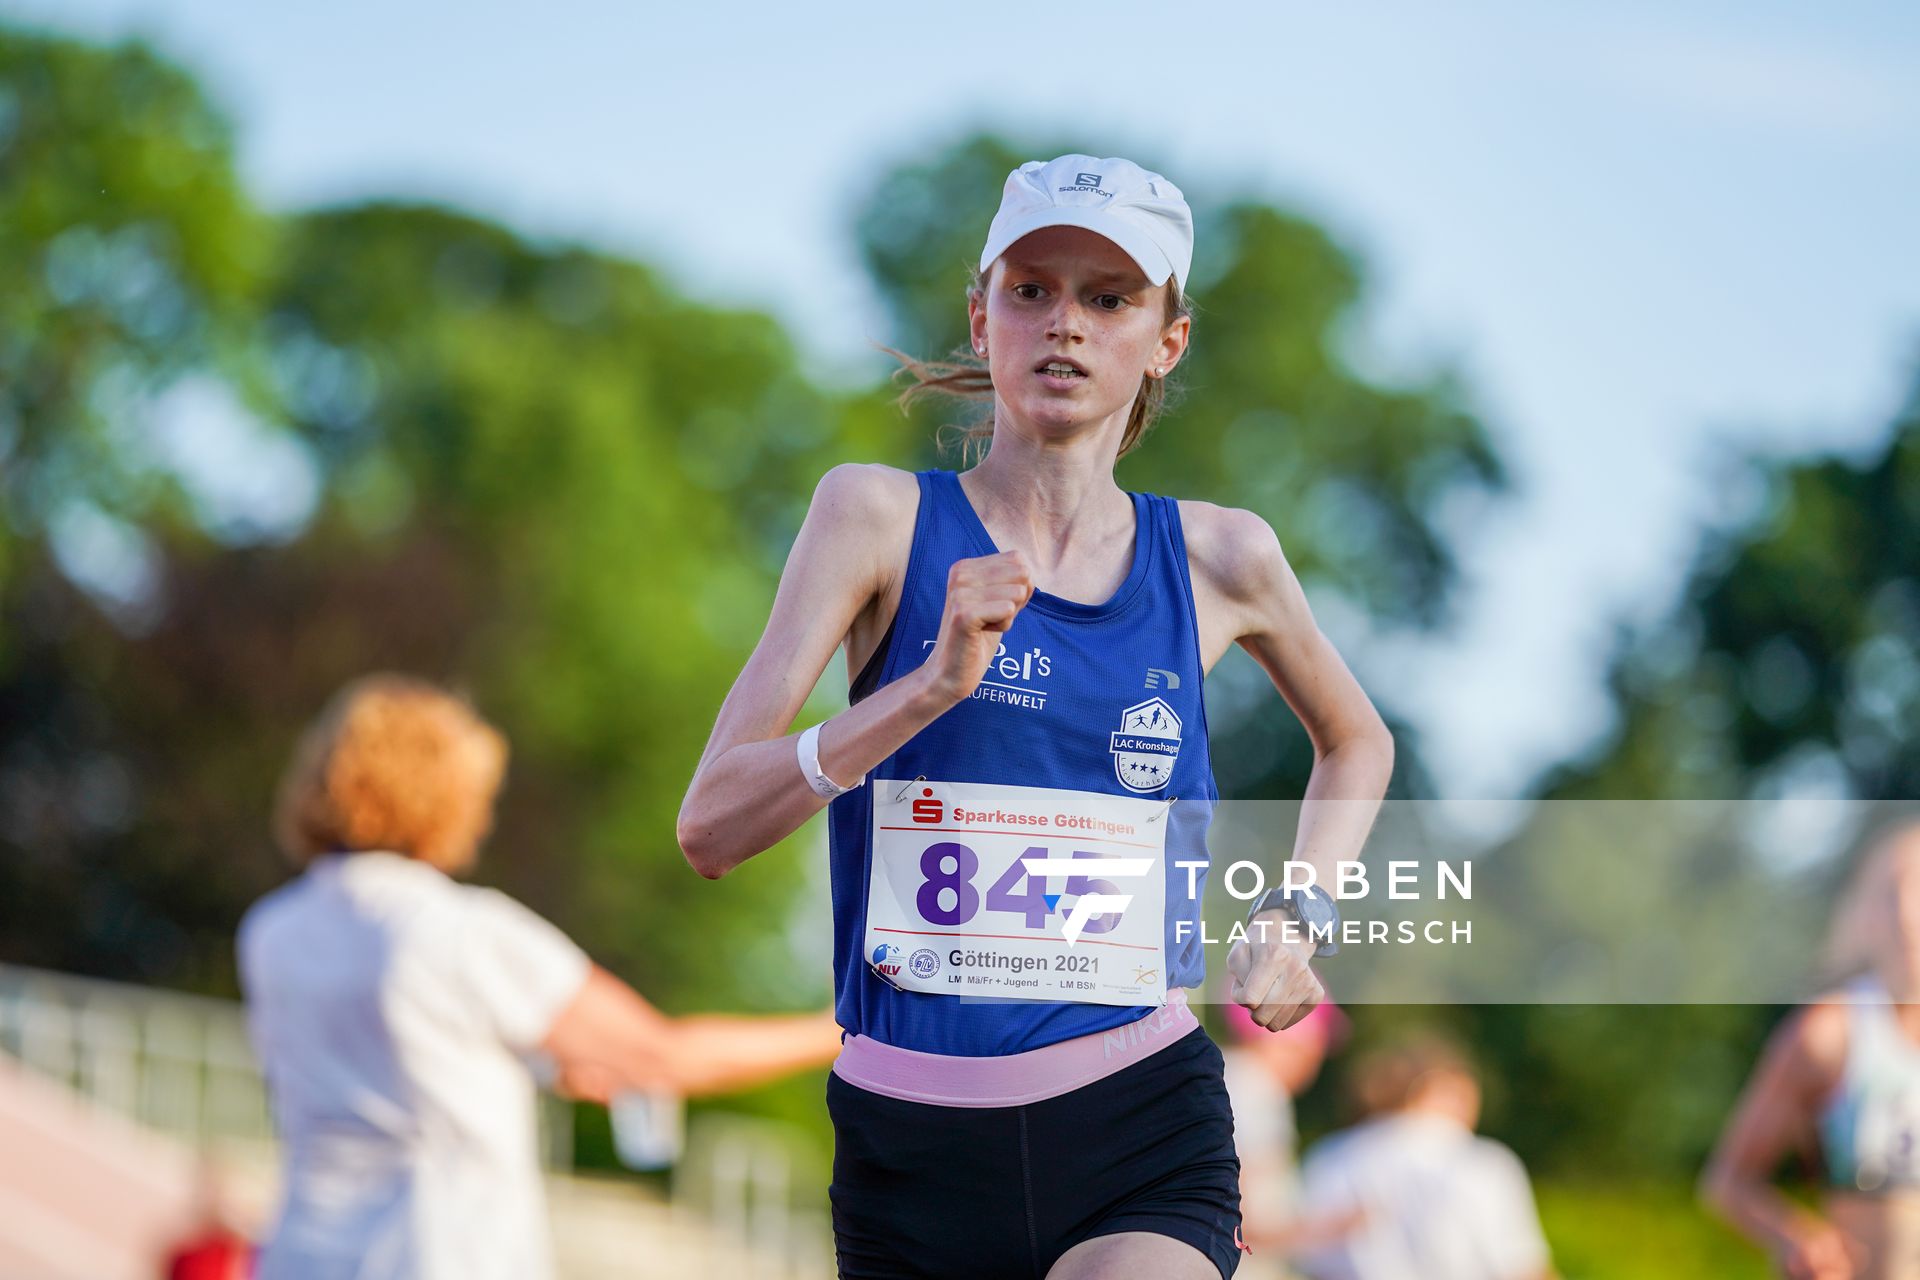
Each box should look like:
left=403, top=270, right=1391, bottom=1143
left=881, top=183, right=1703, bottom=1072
left=1705, top=817, right=1920, bottom=1280
left=678, top=154, right=1395, bottom=1280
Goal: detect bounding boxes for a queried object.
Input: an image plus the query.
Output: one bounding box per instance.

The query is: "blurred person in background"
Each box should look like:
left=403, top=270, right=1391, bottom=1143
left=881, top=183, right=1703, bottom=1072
left=1288, top=1032, right=1555, bottom=1280
left=1705, top=817, right=1920, bottom=1280
left=1223, top=1000, right=1348, bottom=1279
left=239, top=674, right=842, bottom=1280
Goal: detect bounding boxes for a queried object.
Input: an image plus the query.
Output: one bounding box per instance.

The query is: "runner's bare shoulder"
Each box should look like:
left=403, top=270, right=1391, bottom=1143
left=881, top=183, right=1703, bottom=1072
left=1175, top=500, right=1286, bottom=600
left=800, top=462, right=921, bottom=612
left=1775, top=997, right=1854, bottom=1101
left=1174, top=500, right=1297, bottom=669
left=806, top=463, right=920, bottom=554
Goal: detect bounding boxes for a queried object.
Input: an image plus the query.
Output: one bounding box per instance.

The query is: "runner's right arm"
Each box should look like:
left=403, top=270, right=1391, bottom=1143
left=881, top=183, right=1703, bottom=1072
left=677, top=464, right=1033, bottom=878
left=1701, top=1002, right=1860, bottom=1280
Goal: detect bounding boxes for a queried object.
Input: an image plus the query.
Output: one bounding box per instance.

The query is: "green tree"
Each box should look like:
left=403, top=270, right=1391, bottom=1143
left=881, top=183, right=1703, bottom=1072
left=0, top=30, right=884, bottom=1009
left=0, top=29, right=269, bottom=599
left=1541, top=376, right=1920, bottom=803
left=255, top=202, right=884, bottom=1007
left=0, top=28, right=274, bottom=985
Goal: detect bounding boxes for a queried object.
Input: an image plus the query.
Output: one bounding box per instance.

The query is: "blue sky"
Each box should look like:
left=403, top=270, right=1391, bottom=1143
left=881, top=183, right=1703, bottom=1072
left=15, top=0, right=1920, bottom=797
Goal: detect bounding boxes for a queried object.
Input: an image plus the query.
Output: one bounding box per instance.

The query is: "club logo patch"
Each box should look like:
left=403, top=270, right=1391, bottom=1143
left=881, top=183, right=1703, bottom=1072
left=1110, top=697, right=1181, bottom=793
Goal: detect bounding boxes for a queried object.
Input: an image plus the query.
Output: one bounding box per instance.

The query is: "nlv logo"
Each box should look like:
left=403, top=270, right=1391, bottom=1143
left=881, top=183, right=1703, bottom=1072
left=1144, top=668, right=1180, bottom=690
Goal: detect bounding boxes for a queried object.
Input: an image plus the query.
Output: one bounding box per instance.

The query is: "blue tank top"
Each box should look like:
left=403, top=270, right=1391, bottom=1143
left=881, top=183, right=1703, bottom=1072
left=827, top=468, right=1219, bottom=1056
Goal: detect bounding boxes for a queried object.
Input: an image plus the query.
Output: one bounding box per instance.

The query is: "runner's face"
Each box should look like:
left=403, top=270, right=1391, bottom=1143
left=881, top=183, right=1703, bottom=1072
left=972, top=226, right=1187, bottom=438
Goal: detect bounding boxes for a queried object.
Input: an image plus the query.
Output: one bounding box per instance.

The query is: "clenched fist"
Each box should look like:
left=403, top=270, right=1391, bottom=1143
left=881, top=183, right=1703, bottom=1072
left=1228, top=910, right=1325, bottom=1031
left=922, top=551, right=1035, bottom=706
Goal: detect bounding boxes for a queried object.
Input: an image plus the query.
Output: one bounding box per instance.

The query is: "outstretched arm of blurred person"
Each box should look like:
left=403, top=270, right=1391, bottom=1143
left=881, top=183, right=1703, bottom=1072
left=541, top=965, right=841, bottom=1102
left=1701, top=1003, right=1862, bottom=1280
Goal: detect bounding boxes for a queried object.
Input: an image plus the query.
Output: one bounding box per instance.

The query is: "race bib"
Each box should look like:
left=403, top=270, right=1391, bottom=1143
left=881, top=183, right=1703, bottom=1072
left=864, top=778, right=1169, bottom=1006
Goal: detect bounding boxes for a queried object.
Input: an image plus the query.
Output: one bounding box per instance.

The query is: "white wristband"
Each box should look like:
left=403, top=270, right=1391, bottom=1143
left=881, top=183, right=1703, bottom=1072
left=797, top=723, right=862, bottom=799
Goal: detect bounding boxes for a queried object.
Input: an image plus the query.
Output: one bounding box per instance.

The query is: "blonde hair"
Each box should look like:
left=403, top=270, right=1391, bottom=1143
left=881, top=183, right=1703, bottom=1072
left=887, top=262, right=1192, bottom=465
left=273, top=674, right=507, bottom=872
left=1824, top=816, right=1920, bottom=981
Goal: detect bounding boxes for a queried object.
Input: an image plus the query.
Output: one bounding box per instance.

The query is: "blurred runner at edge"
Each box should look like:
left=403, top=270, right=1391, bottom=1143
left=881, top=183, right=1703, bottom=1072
left=239, top=674, right=841, bottom=1280
left=1705, top=817, right=1920, bottom=1280
left=1289, top=1032, right=1556, bottom=1280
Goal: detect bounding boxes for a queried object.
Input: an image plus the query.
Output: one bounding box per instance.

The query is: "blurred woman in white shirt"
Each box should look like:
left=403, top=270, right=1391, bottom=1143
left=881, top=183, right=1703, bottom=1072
left=240, top=674, right=840, bottom=1280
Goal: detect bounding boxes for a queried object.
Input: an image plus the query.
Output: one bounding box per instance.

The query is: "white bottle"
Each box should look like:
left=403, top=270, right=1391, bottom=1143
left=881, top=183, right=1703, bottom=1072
left=610, top=1089, right=685, bottom=1170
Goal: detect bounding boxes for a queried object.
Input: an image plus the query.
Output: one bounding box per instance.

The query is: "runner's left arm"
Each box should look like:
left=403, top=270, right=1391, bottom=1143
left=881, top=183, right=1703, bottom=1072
left=1186, top=503, right=1394, bottom=1029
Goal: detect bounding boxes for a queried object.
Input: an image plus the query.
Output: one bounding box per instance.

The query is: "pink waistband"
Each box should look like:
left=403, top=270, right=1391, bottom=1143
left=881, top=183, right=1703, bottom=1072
left=831, top=991, right=1199, bottom=1108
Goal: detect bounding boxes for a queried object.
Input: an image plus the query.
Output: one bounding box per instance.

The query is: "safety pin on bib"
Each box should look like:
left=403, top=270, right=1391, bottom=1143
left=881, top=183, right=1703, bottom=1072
left=868, top=958, right=906, bottom=992
left=871, top=777, right=930, bottom=992
left=1146, top=796, right=1179, bottom=824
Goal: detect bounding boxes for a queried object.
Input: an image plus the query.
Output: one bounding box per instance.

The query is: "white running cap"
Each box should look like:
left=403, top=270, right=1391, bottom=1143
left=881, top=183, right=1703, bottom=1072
left=979, top=155, right=1193, bottom=294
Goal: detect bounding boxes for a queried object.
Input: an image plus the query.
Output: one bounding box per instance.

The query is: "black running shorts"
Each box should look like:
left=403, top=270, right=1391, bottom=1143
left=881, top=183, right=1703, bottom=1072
left=827, top=1025, right=1242, bottom=1279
